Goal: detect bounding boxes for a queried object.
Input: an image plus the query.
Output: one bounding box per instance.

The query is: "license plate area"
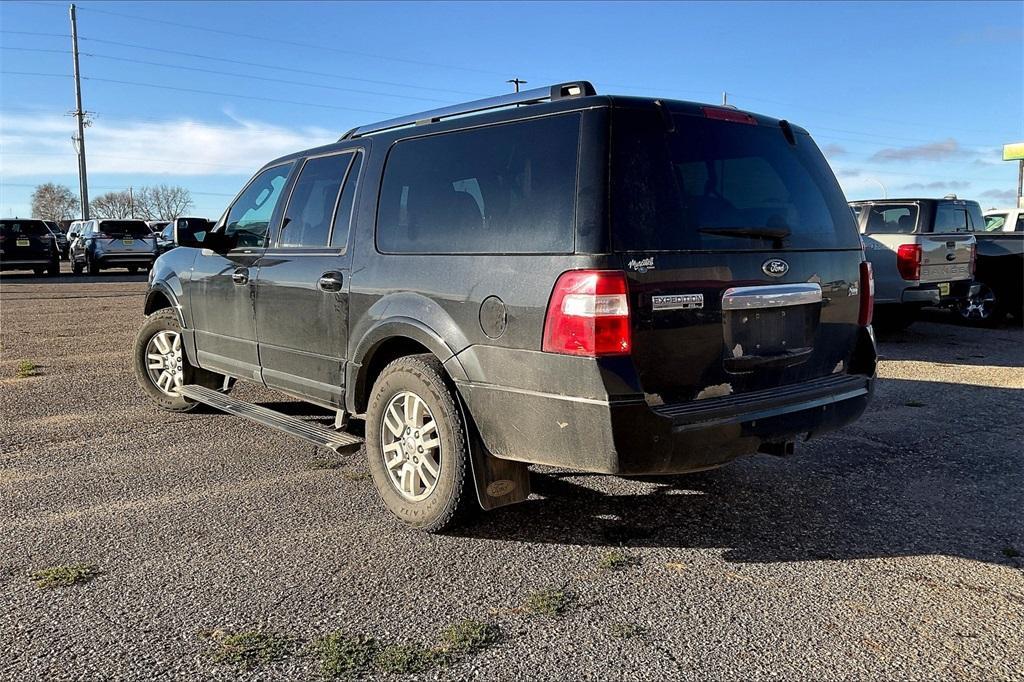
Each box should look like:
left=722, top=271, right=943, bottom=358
left=122, top=238, right=134, bottom=245
left=16, top=238, right=30, bottom=247
left=938, top=282, right=950, bottom=296
left=721, top=284, right=822, bottom=373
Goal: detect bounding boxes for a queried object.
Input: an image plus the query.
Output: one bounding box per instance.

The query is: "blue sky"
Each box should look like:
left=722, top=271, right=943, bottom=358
left=1, top=0, right=1021, bottom=219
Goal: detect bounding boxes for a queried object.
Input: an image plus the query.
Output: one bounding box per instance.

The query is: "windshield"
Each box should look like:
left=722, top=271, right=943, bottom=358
left=99, top=220, right=151, bottom=237
left=0, top=220, right=49, bottom=237
left=612, top=108, right=860, bottom=251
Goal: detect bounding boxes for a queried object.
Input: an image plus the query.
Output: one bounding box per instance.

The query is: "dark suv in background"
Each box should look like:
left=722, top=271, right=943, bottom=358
left=135, top=81, right=877, bottom=531
left=0, top=219, right=60, bottom=276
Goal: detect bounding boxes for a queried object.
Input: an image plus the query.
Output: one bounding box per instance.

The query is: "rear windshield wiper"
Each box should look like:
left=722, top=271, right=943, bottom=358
left=698, top=226, right=791, bottom=241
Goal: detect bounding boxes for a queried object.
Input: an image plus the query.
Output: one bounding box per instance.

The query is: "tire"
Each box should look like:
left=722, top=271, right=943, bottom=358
left=33, top=267, right=45, bottom=276
left=365, top=354, right=475, bottom=532
left=47, top=259, right=60, bottom=276
left=72, top=258, right=83, bottom=275
left=958, top=284, right=1004, bottom=327
left=87, top=253, right=100, bottom=275
left=133, top=308, right=222, bottom=412
left=127, top=266, right=138, bottom=274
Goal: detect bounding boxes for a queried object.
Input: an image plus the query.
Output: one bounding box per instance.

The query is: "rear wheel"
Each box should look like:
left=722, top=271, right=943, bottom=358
left=87, top=253, right=100, bottom=275
left=32, top=267, right=45, bottom=276
left=72, top=258, right=84, bottom=275
left=133, top=308, right=221, bottom=412
left=47, top=259, right=60, bottom=276
left=958, top=284, right=1003, bottom=326
left=365, top=354, right=474, bottom=532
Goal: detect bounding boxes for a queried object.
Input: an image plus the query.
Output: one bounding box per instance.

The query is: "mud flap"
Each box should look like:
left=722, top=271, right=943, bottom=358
left=456, top=393, right=531, bottom=510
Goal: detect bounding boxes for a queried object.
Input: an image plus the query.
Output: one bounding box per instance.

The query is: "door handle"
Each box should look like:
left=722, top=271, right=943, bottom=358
left=232, top=268, right=249, bottom=285
left=318, top=271, right=343, bottom=292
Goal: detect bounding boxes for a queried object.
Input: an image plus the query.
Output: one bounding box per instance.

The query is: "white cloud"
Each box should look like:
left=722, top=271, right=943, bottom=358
left=0, top=111, right=336, bottom=177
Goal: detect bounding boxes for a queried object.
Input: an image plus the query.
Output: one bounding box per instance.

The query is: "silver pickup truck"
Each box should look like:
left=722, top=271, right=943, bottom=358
left=850, top=197, right=979, bottom=330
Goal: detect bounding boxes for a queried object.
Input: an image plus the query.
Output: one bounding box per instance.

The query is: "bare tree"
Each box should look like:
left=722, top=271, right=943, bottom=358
left=136, top=185, right=193, bottom=220
left=90, top=191, right=135, bottom=219
left=30, top=183, right=80, bottom=221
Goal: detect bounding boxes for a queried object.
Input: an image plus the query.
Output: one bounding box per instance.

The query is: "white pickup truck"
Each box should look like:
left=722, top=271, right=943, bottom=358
left=850, top=197, right=979, bottom=330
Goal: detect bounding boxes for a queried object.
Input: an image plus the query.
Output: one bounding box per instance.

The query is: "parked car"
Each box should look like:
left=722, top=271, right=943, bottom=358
left=134, top=81, right=877, bottom=531
left=982, top=207, right=1023, bottom=233
left=43, top=220, right=70, bottom=260
left=147, top=220, right=170, bottom=234
left=850, top=197, right=979, bottom=330
left=0, top=219, right=60, bottom=276
left=960, top=208, right=1024, bottom=323
left=71, top=219, right=158, bottom=274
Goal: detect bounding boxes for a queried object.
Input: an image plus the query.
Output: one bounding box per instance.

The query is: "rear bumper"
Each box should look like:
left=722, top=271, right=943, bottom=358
left=1, top=258, right=52, bottom=270
left=901, top=279, right=977, bottom=306
left=460, top=372, right=874, bottom=476
left=96, top=254, right=156, bottom=267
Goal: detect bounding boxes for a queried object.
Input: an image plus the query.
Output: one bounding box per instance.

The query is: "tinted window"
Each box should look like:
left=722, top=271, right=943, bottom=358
left=0, top=220, right=48, bottom=236
left=98, top=220, right=151, bottom=237
left=377, top=114, right=580, bottom=254
left=864, top=204, right=919, bottom=234
left=279, top=153, right=353, bottom=248
left=1017, top=213, right=1024, bottom=232
left=983, top=213, right=1007, bottom=231
left=331, top=152, right=362, bottom=249
left=933, top=203, right=971, bottom=233
left=226, top=163, right=292, bottom=248
left=612, top=110, right=859, bottom=251
left=161, top=225, right=174, bottom=240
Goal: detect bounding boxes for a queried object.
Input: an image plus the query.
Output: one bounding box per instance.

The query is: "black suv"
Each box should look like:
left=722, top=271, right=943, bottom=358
left=134, top=82, right=877, bottom=531
left=0, top=219, right=60, bottom=276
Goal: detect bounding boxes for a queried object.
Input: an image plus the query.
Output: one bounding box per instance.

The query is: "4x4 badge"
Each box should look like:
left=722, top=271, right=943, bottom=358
left=762, top=258, right=789, bottom=277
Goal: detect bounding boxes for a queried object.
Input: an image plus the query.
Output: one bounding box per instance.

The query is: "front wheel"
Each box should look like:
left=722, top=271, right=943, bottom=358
left=133, top=308, right=221, bottom=412
left=365, top=354, right=475, bottom=532
left=958, top=284, right=1003, bottom=326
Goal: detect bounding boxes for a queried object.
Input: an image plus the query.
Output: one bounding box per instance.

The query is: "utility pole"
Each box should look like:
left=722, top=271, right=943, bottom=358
left=129, top=186, right=134, bottom=218
left=507, top=78, right=527, bottom=93
left=69, top=4, right=90, bottom=220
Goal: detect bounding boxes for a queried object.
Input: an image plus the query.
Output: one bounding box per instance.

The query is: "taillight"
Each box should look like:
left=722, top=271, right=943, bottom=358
left=542, top=270, right=631, bottom=357
left=858, top=261, right=874, bottom=327
left=896, top=244, right=921, bottom=281
left=969, top=243, right=976, bottom=276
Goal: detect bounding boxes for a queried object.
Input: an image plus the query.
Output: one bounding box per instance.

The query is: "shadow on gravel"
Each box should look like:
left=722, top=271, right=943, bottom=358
left=454, top=378, right=1024, bottom=567
left=0, top=271, right=147, bottom=285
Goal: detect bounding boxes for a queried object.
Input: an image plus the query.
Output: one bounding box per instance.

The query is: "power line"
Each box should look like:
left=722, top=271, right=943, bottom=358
left=79, top=5, right=512, bottom=77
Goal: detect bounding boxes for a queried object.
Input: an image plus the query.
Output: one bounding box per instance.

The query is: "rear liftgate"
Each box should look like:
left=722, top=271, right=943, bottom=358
left=180, top=384, right=363, bottom=453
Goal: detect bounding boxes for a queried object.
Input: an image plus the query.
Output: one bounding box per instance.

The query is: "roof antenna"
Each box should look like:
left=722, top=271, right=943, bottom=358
left=507, top=78, right=527, bottom=93
left=722, top=91, right=728, bottom=106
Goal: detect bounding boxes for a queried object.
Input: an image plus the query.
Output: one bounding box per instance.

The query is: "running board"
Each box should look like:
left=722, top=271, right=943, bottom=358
left=180, top=384, right=364, bottom=453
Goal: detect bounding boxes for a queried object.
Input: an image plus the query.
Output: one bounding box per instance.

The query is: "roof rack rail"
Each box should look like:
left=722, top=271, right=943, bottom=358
left=339, top=80, right=596, bottom=141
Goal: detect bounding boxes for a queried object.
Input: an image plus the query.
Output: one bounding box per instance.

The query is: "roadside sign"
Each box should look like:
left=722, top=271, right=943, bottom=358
left=1003, top=143, right=1024, bottom=161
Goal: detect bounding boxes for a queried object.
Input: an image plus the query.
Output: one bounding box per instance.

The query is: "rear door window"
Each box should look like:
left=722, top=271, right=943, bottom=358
left=376, top=114, right=580, bottom=254
left=864, top=204, right=919, bottom=234
left=933, top=203, right=971, bottom=233
left=612, top=108, right=860, bottom=251
left=330, top=152, right=362, bottom=250
left=278, top=152, right=354, bottom=248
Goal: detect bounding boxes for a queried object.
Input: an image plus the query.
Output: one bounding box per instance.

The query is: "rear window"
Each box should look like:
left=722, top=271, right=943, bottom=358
left=864, top=204, right=919, bottom=234
left=933, top=203, right=972, bottom=233
left=612, top=109, right=860, bottom=251
left=98, top=220, right=151, bottom=237
left=0, top=220, right=49, bottom=236
left=376, top=114, right=580, bottom=254
left=983, top=213, right=1007, bottom=231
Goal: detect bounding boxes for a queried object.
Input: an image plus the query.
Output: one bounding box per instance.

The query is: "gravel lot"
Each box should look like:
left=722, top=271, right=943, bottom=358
left=2, top=266, right=1022, bottom=681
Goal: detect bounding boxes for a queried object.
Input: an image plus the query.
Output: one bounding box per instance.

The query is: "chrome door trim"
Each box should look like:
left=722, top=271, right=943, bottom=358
left=721, top=283, right=822, bottom=310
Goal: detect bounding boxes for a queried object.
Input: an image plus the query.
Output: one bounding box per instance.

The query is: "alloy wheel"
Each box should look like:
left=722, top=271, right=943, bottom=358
left=380, top=390, right=441, bottom=501
left=145, top=330, right=184, bottom=396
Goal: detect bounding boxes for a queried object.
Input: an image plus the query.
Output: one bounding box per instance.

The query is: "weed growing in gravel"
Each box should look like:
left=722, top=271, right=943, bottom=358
left=440, top=618, right=501, bottom=654
left=524, top=588, right=572, bottom=617
left=341, top=469, right=370, bottom=481
left=904, top=400, right=926, bottom=408
left=317, top=619, right=501, bottom=678
left=15, top=361, right=39, bottom=378
left=30, top=563, right=98, bottom=589
left=610, top=622, right=645, bottom=639
left=207, top=630, right=294, bottom=669
left=598, top=550, right=640, bottom=571
left=1003, top=546, right=1021, bottom=558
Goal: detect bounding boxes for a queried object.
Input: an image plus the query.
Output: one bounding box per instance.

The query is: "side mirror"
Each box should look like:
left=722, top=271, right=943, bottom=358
left=175, top=218, right=213, bottom=249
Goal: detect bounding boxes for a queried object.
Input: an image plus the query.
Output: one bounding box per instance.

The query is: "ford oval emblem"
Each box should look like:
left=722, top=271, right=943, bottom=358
left=762, top=258, right=789, bottom=277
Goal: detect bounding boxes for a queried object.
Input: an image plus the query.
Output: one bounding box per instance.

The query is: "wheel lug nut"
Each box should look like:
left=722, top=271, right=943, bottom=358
left=417, top=446, right=423, bottom=453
